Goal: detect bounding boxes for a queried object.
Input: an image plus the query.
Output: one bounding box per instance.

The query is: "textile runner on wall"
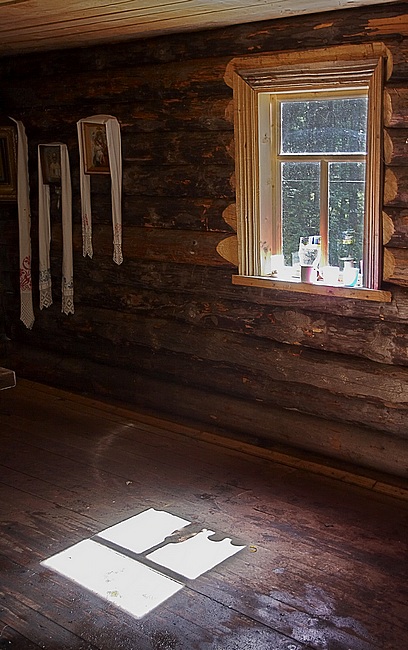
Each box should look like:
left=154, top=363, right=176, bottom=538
left=10, top=118, right=35, bottom=329
left=77, top=115, right=123, bottom=265
left=38, top=143, right=74, bottom=315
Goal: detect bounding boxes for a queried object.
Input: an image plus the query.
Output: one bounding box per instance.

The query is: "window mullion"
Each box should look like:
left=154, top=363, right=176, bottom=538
left=320, top=159, right=329, bottom=267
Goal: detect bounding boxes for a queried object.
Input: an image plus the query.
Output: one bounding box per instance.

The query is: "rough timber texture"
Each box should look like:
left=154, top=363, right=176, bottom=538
left=1, top=2, right=408, bottom=478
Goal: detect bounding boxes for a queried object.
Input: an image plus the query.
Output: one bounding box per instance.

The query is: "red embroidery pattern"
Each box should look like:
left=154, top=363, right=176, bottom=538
left=20, top=256, right=32, bottom=291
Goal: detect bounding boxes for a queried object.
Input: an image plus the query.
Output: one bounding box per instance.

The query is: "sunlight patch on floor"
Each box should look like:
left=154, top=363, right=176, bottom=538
left=42, top=538, right=183, bottom=618
left=148, top=528, right=245, bottom=579
left=41, top=508, right=245, bottom=619
left=98, top=508, right=191, bottom=553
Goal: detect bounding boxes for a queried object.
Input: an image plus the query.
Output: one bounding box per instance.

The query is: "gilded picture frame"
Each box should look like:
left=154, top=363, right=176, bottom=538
left=81, top=122, right=110, bottom=174
left=0, top=126, right=17, bottom=201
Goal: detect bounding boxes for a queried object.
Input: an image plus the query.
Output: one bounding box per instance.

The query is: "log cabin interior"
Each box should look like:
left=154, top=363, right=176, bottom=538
left=0, top=0, right=407, bottom=648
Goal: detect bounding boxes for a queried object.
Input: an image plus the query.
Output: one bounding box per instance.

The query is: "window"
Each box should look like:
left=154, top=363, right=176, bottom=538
left=225, top=43, right=392, bottom=300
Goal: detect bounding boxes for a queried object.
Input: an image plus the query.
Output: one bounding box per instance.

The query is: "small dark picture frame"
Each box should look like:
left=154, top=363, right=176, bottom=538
left=0, top=126, right=17, bottom=202
left=81, top=122, right=110, bottom=174
left=40, top=145, right=62, bottom=184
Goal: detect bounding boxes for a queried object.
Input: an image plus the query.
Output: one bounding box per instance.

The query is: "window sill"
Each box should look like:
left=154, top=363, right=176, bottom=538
left=232, top=275, right=392, bottom=302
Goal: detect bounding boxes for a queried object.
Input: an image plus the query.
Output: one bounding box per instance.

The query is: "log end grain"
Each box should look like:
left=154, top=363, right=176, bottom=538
left=216, top=235, right=238, bottom=266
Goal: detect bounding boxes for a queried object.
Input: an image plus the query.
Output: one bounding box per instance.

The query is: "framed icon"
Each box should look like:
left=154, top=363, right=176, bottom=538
left=40, top=145, right=62, bottom=184
left=81, top=122, right=110, bottom=174
left=0, top=126, right=17, bottom=201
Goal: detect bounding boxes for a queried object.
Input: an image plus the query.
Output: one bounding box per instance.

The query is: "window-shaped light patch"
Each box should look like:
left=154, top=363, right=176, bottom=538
left=97, top=508, right=191, bottom=553
left=42, top=539, right=183, bottom=619
left=147, top=529, right=245, bottom=579
left=41, top=509, right=246, bottom=619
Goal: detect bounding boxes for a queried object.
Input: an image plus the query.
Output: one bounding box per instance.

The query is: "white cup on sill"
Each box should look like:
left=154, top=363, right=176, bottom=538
left=321, top=265, right=339, bottom=285
left=300, top=265, right=316, bottom=283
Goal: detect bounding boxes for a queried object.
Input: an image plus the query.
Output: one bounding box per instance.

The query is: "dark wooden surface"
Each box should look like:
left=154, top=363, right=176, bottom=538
left=0, top=2, right=408, bottom=477
left=0, top=379, right=407, bottom=649
left=0, top=367, right=15, bottom=390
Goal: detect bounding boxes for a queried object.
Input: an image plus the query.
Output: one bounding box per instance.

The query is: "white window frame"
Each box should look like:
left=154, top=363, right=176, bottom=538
left=224, top=43, right=392, bottom=301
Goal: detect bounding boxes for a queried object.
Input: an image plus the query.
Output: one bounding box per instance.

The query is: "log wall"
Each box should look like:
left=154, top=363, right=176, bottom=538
left=1, top=1, right=408, bottom=477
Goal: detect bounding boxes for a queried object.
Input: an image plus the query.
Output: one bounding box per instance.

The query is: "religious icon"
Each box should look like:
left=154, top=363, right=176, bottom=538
left=0, top=125, right=17, bottom=201
left=81, top=122, right=110, bottom=174
left=40, top=145, right=62, bottom=184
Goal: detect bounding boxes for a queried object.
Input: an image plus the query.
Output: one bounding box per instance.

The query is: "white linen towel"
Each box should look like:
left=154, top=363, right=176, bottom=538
left=10, top=118, right=35, bottom=329
left=77, top=115, right=123, bottom=264
left=38, top=143, right=74, bottom=314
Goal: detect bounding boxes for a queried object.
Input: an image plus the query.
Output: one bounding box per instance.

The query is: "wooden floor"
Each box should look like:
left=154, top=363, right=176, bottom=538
left=0, top=380, right=407, bottom=650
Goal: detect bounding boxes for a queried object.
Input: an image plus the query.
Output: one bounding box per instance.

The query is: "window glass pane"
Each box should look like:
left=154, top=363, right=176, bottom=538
left=328, top=162, right=365, bottom=267
left=281, top=162, right=320, bottom=265
left=281, top=97, right=368, bottom=154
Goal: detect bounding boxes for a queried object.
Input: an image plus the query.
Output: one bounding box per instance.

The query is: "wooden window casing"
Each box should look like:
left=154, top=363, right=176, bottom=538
left=224, top=43, right=392, bottom=301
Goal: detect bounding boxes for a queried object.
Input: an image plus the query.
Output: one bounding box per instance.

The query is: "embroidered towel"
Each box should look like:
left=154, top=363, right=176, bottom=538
left=38, top=144, right=74, bottom=314
left=77, top=115, right=123, bottom=264
left=10, top=118, right=35, bottom=329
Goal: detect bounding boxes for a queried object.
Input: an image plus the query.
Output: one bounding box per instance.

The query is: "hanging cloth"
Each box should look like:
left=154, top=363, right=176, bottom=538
left=38, top=143, right=74, bottom=315
left=76, top=115, right=123, bottom=265
left=9, top=118, right=35, bottom=329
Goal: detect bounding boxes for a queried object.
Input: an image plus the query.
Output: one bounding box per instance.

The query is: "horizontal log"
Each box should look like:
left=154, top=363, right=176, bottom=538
left=49, top=255, right=406, bottom=321
left=46, top=276, right=408, bottom=366
left=384, top=128, right=408, bottom=165
left=384, top=167, right=408, bottom=206
left=122, top=163, right=234, bottom=198
left=76, top=195, right=232, bottom=231
left=383, top=208, right=408, bottom=247
left=5, top=221, right=408, bottom=325
left=222, top=204, right=237, bottom=232
left=4, top=234, right=408, bottom=323
left=51, top=223, right=234, bottom=267
left=7, top=342, right=408, bottom=471
left=383, top=210, right=395, bottom=245
left=16, top=157, right=234, bottom=203
left=385, top=39, right=408, bottom=80
left=16, top=96, right=234, bottom=134
left=122, top=131, right=234, bottom=167
left=34, top=161, right=233, bottom=201
left=384, top=247, right=396, bottom=282
left=127, top=96, right=234, bottom=133
left=2, top=58, right=231, bottom=109
left=9, top=330, right=408, bottom=442
left=17, top=304, right=408, bottom=407
left=383, top=247, right=408, bottom=286
left=384, top=88, right=408, bottom=128
left=13, top=246, right=401, bottom=328
left=216, top=236, right=239, bottom=267
left=8, top=128, right=235, bottom=169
